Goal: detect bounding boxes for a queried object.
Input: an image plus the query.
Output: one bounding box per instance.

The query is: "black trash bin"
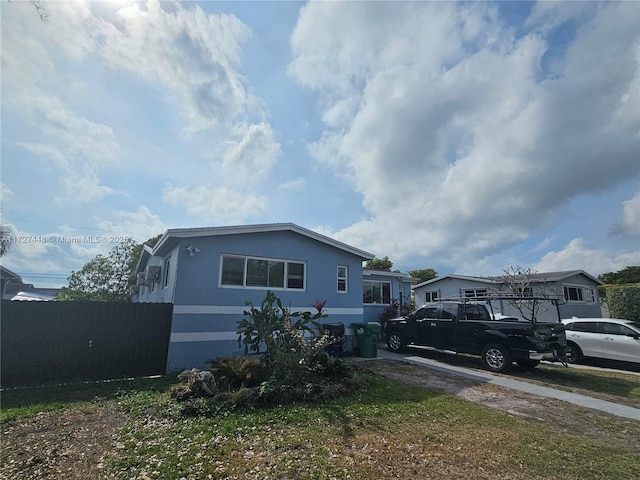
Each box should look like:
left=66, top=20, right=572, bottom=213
left=321, top=322, right=345, bottom=357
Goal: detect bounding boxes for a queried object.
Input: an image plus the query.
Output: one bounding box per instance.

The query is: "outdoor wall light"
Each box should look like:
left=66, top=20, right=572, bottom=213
left=185, top=245, right=200, bottom=256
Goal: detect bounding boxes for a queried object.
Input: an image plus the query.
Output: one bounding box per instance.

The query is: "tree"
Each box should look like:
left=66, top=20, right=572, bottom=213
left=493, top=266, right=560, bottom=322
left=408, top=268, right=438, bottom=283
left=57, top=239, right=140, bottom=302
left=598, top=266, right=640, bottom=285
left=0, top=224, right=15, bottom=257
left=365, top=256, right=393, bottom=271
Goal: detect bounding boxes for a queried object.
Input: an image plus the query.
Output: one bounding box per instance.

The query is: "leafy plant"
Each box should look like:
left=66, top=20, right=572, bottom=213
left=378, top=298, right=399, bottom=330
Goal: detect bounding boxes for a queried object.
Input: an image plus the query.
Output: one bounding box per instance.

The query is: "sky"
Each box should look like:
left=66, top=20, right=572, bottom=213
left=1, top=0, right=639, bottom=289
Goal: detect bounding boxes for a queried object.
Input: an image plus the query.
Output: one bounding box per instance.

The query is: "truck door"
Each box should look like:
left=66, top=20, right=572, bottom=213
left=415, top=305, right=439, bottom=346
left=417, top=304, right=455, bottom=349
left=456, top=304, right=491, bottom=354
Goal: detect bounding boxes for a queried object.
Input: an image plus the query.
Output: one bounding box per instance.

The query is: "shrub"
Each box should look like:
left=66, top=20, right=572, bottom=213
left=604, top=285, right=640, bottom=321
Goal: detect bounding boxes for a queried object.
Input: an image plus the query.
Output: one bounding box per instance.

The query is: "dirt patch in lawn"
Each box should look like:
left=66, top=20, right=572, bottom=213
left=1, top=404, right=125, bottom=480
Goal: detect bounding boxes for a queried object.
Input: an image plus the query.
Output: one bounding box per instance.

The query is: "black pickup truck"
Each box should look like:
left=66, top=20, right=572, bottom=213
left=385, top=298, right=567, bottom=373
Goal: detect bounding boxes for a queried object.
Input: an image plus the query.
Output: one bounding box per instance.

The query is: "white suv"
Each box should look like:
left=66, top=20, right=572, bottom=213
left=561, top=318, right=640, bottom=364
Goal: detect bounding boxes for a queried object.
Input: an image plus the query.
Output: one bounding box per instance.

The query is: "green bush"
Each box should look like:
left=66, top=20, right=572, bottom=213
left=603, top=284, right=640, bottom=321
left=174, top=291, right=366, bottom=415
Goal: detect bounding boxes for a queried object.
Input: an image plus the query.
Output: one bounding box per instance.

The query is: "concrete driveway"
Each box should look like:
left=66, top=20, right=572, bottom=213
left=366, top=348, right=640, bottom=421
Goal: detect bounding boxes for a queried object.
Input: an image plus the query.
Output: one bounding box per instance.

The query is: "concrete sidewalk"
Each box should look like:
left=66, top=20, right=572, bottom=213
left=369, top=349, right=640, bottom=421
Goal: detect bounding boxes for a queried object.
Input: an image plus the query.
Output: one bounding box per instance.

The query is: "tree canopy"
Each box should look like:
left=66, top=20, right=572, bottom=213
left=408, top=268, right=438, bottom=283
left=365, top=256, right=393, bottom=271
left=598, top=266, right=640, bottom=285
left=57, top=234, right=162, bottom=302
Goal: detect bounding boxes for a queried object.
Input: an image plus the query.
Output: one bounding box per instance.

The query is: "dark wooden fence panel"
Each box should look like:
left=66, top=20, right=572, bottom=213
left=1, top=301, right=173, bottom=388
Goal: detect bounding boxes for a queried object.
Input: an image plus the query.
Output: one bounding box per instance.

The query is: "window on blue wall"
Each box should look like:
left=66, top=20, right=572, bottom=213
left=337, top=266, right=348, bottom=292
left=363, top=280, right=391, bottom=304
left=221, top=255, right=305, bottom=290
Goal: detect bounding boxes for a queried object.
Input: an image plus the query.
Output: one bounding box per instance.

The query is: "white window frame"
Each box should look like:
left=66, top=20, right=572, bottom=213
left=563, top=284, right=595, bottom=303
left=463, top=288, right=487, bottom=298
left=424, top=290, right=439, bottom=303
left=337, top=265, right=348, bottom=293
left=219, top=254, right=306, bottom=291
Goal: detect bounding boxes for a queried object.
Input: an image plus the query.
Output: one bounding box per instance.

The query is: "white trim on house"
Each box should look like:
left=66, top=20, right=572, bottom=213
left=174, top=305, right=363, bottom=315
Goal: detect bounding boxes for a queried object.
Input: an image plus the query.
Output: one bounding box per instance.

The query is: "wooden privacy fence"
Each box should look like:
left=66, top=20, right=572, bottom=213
left=1, top=301, right=173, bottom=388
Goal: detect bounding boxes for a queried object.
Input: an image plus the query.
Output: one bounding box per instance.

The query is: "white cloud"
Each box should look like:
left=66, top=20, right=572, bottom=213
left=163, top=185, right=268, bottom=224
left=279, top=178, right=307, bottom=191
left=289, top=1, right=640, bottom=267
left=97, top=0, right=255, bottom=133
left=534, top=238, right=639, bottom=277
left=620, top=193, right=640, bottom=237
left=220, top=122, right=281, bottom=180
left=94, top=206, right=168, bottom=242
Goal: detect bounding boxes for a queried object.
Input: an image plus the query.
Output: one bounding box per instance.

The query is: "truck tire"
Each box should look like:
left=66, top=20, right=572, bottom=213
left=481, top=343, right=512, bottom=373
left=387, top=331, right=407, bottom=353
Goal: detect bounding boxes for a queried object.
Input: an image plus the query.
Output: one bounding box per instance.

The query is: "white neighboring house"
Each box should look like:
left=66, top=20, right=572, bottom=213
left=413, top=270, right=603, bottom=322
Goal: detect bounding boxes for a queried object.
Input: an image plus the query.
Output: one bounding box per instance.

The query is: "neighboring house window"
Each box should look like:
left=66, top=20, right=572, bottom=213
left=563, top=285, right=595, bottom=303
left=363, top=280, right=391, bottom=304
left=163, top=257, right=170, bottom=289
left=337, top=266, right=348, bottom=293
left=425, top=290, right=438, bottom=303
left=463, top=288, right=487, bottom=298
left=220, top=255, right=306, bottom=290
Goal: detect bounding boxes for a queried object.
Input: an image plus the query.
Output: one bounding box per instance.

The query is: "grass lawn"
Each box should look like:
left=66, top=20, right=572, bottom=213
left=2, top=370, right=639, bottom=479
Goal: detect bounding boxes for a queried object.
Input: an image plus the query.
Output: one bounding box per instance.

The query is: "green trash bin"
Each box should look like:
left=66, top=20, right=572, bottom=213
left=352, top=322, right=382, bottom=358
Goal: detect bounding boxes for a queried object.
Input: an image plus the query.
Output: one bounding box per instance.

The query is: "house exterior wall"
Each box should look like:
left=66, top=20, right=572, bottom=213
left=413, top=273, right=602, bottom=322
left=556, top=273, right=602, bottom=319
left=136, top=230, right=367, bottom=371
left=413, top=277, right=493, bottom=305
left=362, top=271, right=413, bottom=323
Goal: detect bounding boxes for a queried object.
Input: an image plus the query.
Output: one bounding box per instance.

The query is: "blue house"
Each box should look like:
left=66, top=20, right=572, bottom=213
left=132, top=223, right=374, bottom=370
left=362, top=269, right=416, bottom=323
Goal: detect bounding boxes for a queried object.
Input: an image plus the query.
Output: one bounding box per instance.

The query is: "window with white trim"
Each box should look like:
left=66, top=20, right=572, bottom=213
left=337, top=266, right=348, bottom=293
left=563, top=285, right=595, bottom=303
left=463, top=288, right=487, bottom=298
left=220, top=255, right=306, bottom=290
left=425, top=290, right=439, bottom=303
left=363, top=280, right=391, bottom=304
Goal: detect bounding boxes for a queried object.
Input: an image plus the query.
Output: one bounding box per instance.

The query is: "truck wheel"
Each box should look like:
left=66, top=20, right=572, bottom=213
left=387, top=331, right=406, bottom=353
left=481, top=343, right=512, bottom=373
left=565, top=342, right=583, bottom=363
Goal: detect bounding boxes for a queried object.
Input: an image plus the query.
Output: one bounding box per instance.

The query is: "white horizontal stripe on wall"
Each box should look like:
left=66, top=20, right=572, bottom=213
left=174, top=305, right=363, bottom=315
left=171, top=328, right=358, bottom=343
left=171, top=332, right=238, bottom=342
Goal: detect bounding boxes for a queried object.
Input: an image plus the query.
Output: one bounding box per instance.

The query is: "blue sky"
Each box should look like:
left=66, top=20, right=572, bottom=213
left=1, top=0, right=638, bottom=288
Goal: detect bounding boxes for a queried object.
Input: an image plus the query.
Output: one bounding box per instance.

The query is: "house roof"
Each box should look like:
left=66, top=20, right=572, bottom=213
left=413, top=274, right=494, bottom=289
left=413, top=270, right=602, bottom=290
left=363, top=269, right=417, bottom=283
left=149, top=223, right=375, bottom=261
left=1, top=265, right=21, bottom=280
